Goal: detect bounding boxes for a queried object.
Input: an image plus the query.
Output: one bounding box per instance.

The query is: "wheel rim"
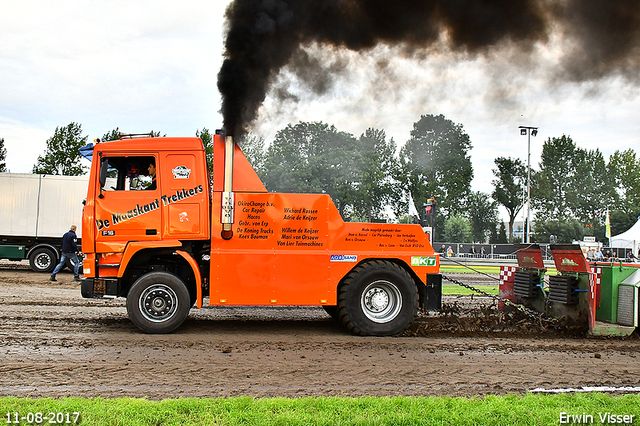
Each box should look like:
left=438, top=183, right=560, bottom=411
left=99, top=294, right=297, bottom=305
left=34, top=253, right=52, bottom=270
left=360, top=280, right=402, bottom=323
left=139, top=284, right=178, bottom=322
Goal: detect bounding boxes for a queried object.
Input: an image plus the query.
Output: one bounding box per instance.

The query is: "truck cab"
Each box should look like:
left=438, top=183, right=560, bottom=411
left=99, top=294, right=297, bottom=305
left=81, top=132, right=441, bottom=336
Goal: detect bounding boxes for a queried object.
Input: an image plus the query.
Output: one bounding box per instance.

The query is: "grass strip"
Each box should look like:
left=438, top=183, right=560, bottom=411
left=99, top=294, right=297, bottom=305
left=442, top=284, right=499, bottom=295
left=1, top=394, right=639, bottom=426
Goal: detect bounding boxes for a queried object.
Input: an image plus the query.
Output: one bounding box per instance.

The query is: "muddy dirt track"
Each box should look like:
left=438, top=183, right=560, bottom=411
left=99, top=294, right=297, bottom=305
left=1, top=266, right=639, bottom=399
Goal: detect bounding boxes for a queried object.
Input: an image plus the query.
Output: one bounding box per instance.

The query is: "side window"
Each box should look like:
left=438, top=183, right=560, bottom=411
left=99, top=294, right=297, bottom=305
left=101, top=156, right=157, bottom=191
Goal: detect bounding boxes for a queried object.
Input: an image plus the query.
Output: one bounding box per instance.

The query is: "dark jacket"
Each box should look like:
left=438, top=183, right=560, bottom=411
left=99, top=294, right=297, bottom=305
left=61, top=230, right=78, bottom=254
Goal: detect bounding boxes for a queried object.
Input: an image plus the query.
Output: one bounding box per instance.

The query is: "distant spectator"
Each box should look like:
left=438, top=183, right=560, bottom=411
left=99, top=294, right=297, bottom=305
left=470, top=245, right=477, bottom=257
left=446, top=246, right=453, bottom=257
left=626, top=251, right=636, bottom=262
left=440, top=245, right=446, bottom=254
left=594, top=248, right=603, bottom=260
left=586, top=248, right=595, bottom=260
left=481, top=247, right=486, bottom=258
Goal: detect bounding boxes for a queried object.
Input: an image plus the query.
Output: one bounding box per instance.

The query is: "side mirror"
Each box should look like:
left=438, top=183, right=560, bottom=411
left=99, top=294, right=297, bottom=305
left=98, top=159, right=108, bottom=199
left=99, top=159, right=108, bottom=187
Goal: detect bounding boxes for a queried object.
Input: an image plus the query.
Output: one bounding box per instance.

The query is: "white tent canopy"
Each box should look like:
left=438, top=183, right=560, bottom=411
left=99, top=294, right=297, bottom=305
left=610, top=219, right=640, bottom=255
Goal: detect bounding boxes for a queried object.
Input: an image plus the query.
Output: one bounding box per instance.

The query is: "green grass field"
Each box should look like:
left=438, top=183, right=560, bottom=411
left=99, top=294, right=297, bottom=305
left=442, top=284, right=499, bottom=295
left=2, top=394, right=638, bottom=425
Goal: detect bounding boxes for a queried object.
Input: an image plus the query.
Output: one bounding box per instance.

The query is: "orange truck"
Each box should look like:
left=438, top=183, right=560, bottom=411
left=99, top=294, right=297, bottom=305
left=80, top=131, right=441, bottom=335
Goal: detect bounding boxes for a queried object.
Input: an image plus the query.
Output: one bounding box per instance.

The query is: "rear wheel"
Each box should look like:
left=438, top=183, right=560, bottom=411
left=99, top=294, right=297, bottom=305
left=126, top=272, right=191, bottom=333
left=338, top=260, right=417, bottom=336
left=28, top=247, right=57, bottom=273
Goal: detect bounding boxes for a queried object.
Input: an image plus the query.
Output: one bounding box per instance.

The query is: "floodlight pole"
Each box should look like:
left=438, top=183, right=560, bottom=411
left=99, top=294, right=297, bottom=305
left=519, top=126, right=538, bottom=244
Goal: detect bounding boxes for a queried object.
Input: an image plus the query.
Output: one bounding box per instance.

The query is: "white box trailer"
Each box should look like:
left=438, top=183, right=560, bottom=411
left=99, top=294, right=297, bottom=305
left=0, top=173, right=88, bottom=272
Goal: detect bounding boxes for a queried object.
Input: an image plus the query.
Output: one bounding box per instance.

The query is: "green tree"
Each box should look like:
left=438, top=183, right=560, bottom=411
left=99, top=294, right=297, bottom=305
left=262, top=122, right=358, bottom=219
left=491, top=157, right=526, bottom=243
left=534, top=217, right=585, bottom=244
left=352, top=128, right=398, bottom=222
left=608, top=210, right=637, bottom=239
left=102, top=128, right=121, bottom=142
left=571, top=147, right=610, bottom=224
left=238, top=133, right=266, bottom=178
left=465, top=191, right=499, bottom=243
left=0, top=137, right=7, bottom=172
left=491, top=221, right=509, bottom=244
left=607, top=149, right=640, bottom=217
left=101, top=128, right=162, bottom=142
left=33, top=122, right=88, bottom=175
left=443, top=214, right=473, bottom=243
left=196, top=128, right=214, bottom=173
left=533, top=135, right=611, bottom=227
left=398, top=114, right=473, bottom=240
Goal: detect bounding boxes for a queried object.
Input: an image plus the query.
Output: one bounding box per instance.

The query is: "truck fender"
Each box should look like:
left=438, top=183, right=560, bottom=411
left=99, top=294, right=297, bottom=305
left=174, top=250, right=202, bottom=309
left=117, top=240, right=183, bottom=277
left=30, top=243, right=60, bottom=259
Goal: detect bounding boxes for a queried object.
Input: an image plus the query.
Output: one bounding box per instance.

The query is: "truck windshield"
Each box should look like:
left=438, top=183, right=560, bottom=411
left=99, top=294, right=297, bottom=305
left=101, top=156, right=156, bottom=191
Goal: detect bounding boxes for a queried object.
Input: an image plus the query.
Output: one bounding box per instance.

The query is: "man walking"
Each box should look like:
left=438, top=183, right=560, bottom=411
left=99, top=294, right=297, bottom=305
left=50, top=225, right=81, bottom=282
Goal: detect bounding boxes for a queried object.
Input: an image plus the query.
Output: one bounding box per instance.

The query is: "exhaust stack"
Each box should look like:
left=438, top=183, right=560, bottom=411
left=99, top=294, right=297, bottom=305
left=221, top=135, right=234, bottom=239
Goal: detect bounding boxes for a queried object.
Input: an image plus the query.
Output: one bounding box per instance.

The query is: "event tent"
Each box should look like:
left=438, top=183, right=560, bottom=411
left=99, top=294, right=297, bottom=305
left=610, top=219, right=640, bottom=255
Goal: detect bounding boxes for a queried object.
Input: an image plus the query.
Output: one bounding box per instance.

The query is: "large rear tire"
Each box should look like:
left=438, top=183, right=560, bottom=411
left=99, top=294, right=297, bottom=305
left=126, top=272, right=191, bottom=334
left=337, top=260, right=417, bottom=336
left=28, top=247, right=57, bottom=273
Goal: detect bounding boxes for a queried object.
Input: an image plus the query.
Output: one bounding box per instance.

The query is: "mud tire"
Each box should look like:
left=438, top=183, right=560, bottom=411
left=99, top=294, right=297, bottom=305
left=126, top=272, right=190, bottom=334
left=337, top=260, right=417, bottom=336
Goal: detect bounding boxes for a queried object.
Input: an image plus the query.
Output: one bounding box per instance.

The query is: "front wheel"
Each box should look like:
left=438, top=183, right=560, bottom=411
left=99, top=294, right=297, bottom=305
left=126, top=272, right=191, bottom=333
left=338, top=260, right=417, bottom=336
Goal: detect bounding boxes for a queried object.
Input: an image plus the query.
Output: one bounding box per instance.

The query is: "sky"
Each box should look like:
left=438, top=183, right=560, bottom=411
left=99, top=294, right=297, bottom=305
left=2, top=0, right=639, bottom=221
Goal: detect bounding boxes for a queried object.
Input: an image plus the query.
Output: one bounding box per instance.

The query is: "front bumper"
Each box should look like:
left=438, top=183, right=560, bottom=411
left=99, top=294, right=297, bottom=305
left=81, top=277, right=120, bottom=298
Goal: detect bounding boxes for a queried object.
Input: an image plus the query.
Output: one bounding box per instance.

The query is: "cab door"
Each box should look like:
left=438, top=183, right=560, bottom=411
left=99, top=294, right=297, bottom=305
left=94, top=154, right=162, bottom=255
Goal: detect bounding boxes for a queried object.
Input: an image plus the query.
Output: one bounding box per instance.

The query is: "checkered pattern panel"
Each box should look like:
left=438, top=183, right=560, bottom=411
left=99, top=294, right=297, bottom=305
left=499, top=266, right=517, bottom=284
left=589, top=267, right=601, bottom=288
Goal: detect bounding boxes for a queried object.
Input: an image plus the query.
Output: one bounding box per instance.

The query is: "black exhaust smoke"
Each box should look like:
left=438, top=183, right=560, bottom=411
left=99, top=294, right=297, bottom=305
left=217, top=0, right=640, bottom=138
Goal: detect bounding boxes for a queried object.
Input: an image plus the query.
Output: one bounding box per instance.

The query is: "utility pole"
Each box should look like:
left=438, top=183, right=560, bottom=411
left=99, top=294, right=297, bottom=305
left=519, top=126, right=538, bottom=244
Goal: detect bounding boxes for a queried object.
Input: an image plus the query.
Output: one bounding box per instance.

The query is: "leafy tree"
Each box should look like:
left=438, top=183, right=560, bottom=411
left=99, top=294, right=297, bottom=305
left=352, top=128, right=398, bottom=222
left=532, top=135, right=576, bottom=220
left=262, top=122, right=359, bottom=219
left=443, top=214, right=473, bottom=243
left=608, top=210, right=637, bottom=238
left=196, top=128, right=214, bottom=173
left=102, top=128, right=162, bottom=142
left=33, top=122, right=88, bottom=176
left=465, top=191, right=499, bottom=243
left=532, top=135, right=611, bottom=226
left=396, top=214, right=413, bottom=224
left=533, top=217, right=585, bottom=244
left=0, top=137, right=7, bottom=172
left=238, top=133, right=266, bottom=178
left=491, top=221, right=509, bottom=244
left=571, top=147, right=610, bottom=223
left=491, top=157, right=526, bottom=243
left=607, top=149, right=640, bottom=217
left=398, top=114, right=473, bottom=240
left=102, top=128, right=121, bottom=142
